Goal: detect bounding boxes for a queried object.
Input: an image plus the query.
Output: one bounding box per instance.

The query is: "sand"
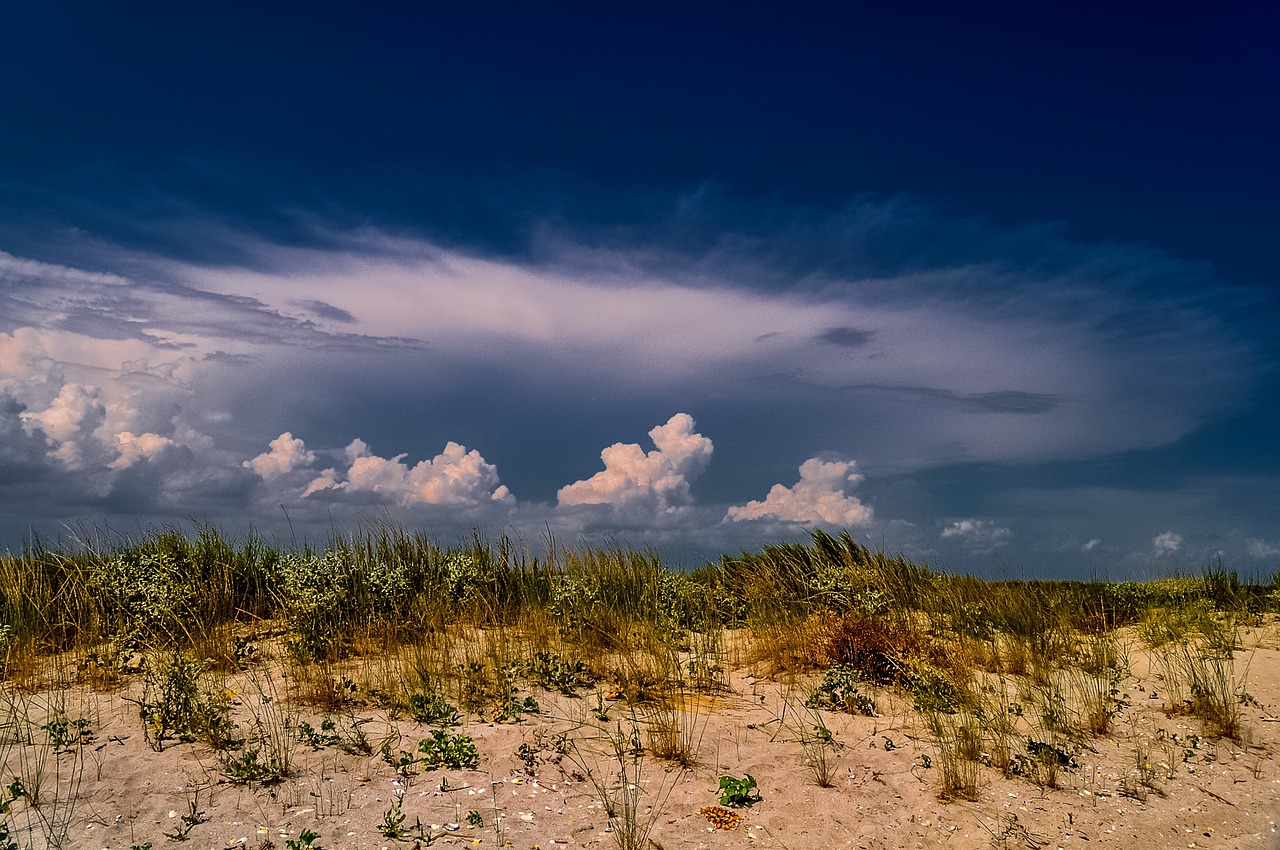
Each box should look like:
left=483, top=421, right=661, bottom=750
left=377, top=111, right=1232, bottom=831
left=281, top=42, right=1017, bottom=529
left=4, top=626, right=1280, bottom=850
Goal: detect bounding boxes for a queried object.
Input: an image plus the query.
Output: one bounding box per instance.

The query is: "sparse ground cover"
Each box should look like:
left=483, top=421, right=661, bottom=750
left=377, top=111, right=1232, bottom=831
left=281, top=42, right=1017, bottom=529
left=2, top=527, right=1279, bottom=849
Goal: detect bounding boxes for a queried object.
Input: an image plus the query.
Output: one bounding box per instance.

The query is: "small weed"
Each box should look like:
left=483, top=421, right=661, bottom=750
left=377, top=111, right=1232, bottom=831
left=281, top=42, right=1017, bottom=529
left=488, top=670, right=541, bottom=722
left=284, top=829, right=322, bottom=850
left=518, top=650, right=592, bottom=694
left=295, top=720, right=340, bottom=750
left=718, top=774, right=762, bottom=808
left=162, top=793, right=209, bottom=841
left=296, top=716, right=373, bottom=755
left=380, top=736, right=420, bottom=777
left=516, top=731, right=570, bottom=776
left=466, top=810, right=484, bottom=828
left=136, top=653, right=232, bottom=751
left=42, top=715, right=92, bottom=752
left=378, top=799, right=407, bottom=839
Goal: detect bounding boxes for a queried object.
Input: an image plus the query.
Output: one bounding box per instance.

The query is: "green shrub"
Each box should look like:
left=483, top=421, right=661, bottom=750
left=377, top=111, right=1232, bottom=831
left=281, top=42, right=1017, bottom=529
left=517, top=650, right=592, bottom=694
left=417, top=730, right=479, bottom=769
left=407, top=689, right=461, bottom=725
left=276, top=551, right=411, bottom=663
left=90, top=549, right=195, bottom=641
left=806, top=665, right=878, bottom=716
left=137, top=652, right=236, bottom=750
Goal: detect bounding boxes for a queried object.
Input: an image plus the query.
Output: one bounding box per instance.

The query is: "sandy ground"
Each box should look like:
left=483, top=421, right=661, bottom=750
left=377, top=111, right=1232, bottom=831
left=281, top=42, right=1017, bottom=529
left=4, top=626, right=1280, bottom=850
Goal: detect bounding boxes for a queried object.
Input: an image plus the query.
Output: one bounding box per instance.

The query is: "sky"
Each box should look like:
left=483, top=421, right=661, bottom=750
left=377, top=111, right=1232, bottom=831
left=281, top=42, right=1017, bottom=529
left=0, top=2, right=1277, bottom=577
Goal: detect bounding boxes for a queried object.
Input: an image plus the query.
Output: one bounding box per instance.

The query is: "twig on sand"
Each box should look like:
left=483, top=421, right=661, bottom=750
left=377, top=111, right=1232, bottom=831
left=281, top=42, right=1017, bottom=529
left=1194, top=785, right=1236, bottom=806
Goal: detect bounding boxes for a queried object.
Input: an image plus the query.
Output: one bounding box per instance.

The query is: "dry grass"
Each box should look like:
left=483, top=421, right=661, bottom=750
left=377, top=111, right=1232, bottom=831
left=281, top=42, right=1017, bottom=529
left=0, top=521, right=1274, bottom=841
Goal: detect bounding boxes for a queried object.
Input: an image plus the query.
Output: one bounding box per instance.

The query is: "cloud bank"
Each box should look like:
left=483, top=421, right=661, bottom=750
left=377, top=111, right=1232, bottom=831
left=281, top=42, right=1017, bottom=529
left=0, top=197, right=1272, bottom=574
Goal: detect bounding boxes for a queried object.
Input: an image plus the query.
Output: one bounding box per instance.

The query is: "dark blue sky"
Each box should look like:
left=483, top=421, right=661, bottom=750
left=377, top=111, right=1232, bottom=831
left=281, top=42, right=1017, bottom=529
left=1, top=2, right=1277, bottom=575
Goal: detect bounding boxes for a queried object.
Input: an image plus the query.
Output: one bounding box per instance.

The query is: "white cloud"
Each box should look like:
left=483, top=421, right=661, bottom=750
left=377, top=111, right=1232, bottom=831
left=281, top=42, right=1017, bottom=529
left=558, top=413, right=713, bottom=517
left=1082, top=538, right=1102, bottom=552
left=111, top=431, right=178, bottom=469
left=305, top=439, right=512, bottom=507
left=1157, top=532, right=1182, bottom=558
left=941, top=519, right=1012, bottom=550
left=725, top=457, right=872, bottom=526
left=243, top=432, right=316, bottom=480
left=1153, top=531, right=1183, bottom=556
left=0, top=323, right=207, bottom=488
left=1245, top=538, right=1279, bottom=560
left=22, top=382, right=106, bottom=469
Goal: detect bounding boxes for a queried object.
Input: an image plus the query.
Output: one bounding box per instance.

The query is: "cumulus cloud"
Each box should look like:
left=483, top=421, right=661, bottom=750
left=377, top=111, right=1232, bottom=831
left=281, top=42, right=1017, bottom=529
left=22, top=382, right=108, bottom=470
left=243, top=432, right=316, bottom=480
left=1082, top=538, right=1102, bottom=553
left=0, top=320, right=209, bottom=485
left=111, top=431, right=179, bottom=469
left=941, top=519, right=1012, bottom=550
left=725, top=458, right=872, bottom=526
left=303, top=438, right=512, bottom=507
left=1153, top=531, right=1182, bottom=556
left=558, top=413, right=713, bottom=518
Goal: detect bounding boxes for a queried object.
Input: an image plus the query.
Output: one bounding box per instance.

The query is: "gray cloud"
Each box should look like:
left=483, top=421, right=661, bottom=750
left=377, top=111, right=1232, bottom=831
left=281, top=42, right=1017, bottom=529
left=290, top=299, right=358, bottom=324
left=835, top=384, right=1059, bottom=415
left=819, top=327, right=875, bottom=348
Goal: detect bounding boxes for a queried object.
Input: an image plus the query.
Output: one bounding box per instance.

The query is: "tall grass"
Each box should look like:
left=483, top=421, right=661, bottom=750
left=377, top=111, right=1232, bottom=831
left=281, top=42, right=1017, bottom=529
left=1, top=522, right=1274, bottom=815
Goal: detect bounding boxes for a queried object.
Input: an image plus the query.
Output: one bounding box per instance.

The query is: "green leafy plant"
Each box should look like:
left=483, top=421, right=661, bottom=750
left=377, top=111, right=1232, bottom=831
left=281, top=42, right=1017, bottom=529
left=380, top=737, right=420, bottom=777
left=222, top=748, right=287, bottom=784
left=466, top=810, right=484, bottom=828
left=518, top=650, right=592, bottom=694
left=717, top=774, right=762, bottom=808
left=42, top=715, right=92, bottom=752
left=806, top=665, right=877, bottom=716
left=378, top=802, right=405, bottom=838
left=417, top=730, right=480, bottom=770
left=285, top=828, right=323, bottom=850
left=482, top=668, right=541, bottom=722
left=296, top=716, right=372, bottom=755
left=407, top=689, right=461, bottom=725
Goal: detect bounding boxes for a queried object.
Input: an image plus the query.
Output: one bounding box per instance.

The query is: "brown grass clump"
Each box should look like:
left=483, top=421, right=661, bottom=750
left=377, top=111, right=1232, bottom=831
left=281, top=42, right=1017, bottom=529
left=822, top=611, right=961, bottom=688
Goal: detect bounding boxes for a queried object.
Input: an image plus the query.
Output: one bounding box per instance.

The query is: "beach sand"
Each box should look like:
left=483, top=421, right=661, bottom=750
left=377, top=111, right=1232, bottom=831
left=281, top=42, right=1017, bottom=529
left=4, top=626, right=1280, bottom=850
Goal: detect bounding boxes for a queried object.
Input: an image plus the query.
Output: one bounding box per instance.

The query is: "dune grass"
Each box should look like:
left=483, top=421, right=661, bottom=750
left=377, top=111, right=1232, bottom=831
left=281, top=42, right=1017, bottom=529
left=0, top=523, right=1276, bottom=845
